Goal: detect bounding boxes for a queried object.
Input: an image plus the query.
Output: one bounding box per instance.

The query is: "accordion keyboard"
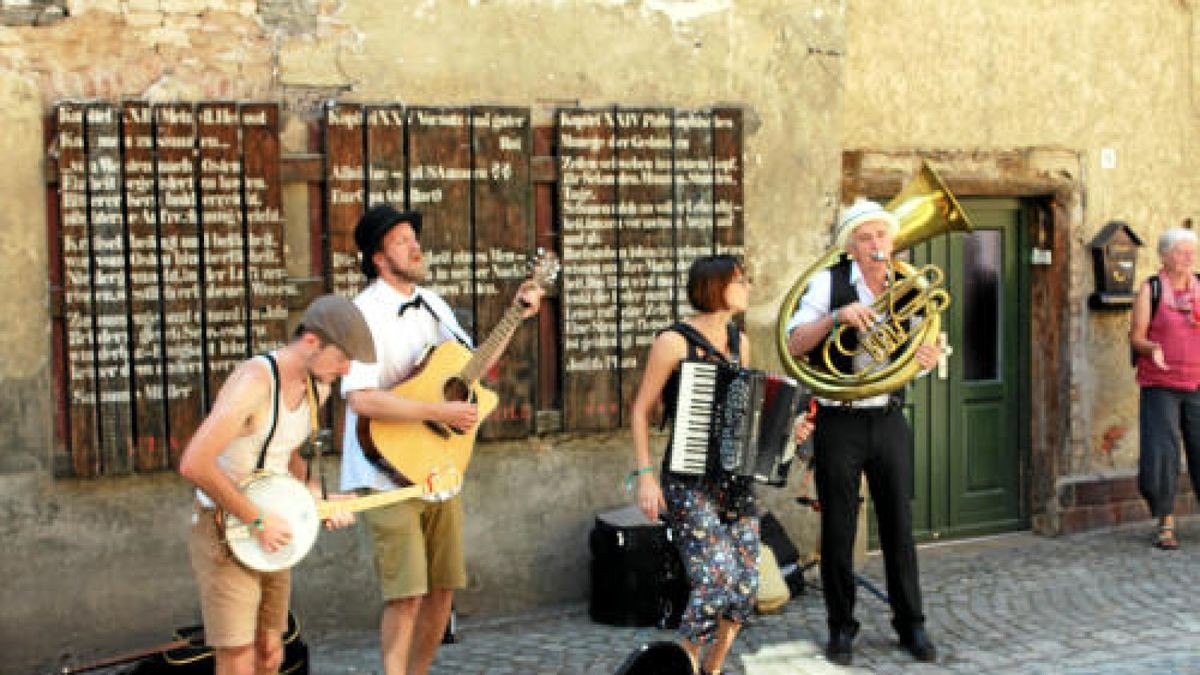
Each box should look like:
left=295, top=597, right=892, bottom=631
left=668, top=361, right=719, bottom=475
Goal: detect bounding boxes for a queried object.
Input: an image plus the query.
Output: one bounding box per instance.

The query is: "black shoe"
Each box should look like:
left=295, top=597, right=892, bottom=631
left=824, top=630, right=855, bottom=666
left=898, top=627, right=937, bottom=662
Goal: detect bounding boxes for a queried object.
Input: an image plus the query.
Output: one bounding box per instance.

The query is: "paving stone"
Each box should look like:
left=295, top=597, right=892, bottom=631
left=301, top=517, right=1200, bottom=674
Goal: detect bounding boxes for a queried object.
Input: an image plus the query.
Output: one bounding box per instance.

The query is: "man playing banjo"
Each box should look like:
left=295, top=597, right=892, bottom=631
left=179, top=294, right=376, bottom=675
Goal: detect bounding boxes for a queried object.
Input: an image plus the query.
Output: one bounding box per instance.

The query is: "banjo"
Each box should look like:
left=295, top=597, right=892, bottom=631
left=223, top=466, right=461, bottom=572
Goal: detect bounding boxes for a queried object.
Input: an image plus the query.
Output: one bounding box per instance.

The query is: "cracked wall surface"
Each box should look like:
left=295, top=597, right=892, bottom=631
left=0, top=2, right=842, bottom=670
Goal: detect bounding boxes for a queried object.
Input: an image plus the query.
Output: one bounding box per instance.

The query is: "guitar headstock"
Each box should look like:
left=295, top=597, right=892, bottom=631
left=527, top=248, right=561, bottom=289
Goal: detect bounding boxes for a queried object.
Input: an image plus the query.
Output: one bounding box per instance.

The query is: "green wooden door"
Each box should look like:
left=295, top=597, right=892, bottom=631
left=901, top=198, right=1027, bottom=541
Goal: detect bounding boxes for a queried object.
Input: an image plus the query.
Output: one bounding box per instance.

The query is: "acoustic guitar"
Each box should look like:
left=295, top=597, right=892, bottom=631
left=357, top=251, right=560, bottom=498
left=224, top=467, right=462, bottom=572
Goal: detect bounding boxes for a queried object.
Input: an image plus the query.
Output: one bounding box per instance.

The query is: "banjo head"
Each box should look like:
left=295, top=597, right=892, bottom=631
left=225, top=474, right=320, bottom=572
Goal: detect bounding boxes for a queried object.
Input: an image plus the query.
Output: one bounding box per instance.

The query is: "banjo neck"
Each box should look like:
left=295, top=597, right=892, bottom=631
left=315, top=483, right=424, bottom=520
left=315, top=469, right=462, bottom=520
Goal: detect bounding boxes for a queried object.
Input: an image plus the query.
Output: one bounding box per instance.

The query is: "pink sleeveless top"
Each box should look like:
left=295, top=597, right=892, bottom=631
left=1137, top=272, right=1200, bottom=390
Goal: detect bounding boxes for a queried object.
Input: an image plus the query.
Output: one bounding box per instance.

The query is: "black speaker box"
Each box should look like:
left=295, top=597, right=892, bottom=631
left=589, top=505, right=689, bottom=629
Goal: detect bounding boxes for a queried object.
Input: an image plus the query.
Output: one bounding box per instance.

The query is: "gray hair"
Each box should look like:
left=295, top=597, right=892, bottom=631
left=1158, top=227, right=1198, bottom=258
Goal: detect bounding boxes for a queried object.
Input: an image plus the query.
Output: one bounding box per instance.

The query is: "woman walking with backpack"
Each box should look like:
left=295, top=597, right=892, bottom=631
left=1130, top=227, right=1200, bottom=549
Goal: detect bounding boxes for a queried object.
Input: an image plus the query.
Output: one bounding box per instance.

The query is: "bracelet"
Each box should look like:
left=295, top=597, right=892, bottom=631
left=624, top=466, right=654, bottom=492
left=831, top=309, right=839, bottom=332
left=251, top=512, right=265, bottom=532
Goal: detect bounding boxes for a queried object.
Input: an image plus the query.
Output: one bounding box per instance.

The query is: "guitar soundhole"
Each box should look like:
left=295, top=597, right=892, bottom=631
left=442, top=377, right=474, bottom=436
left=444, top=377, right=471, bottom=403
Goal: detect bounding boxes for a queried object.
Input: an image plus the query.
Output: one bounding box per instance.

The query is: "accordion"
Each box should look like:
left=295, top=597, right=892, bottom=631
left=667, top=361, right=807, bottom=486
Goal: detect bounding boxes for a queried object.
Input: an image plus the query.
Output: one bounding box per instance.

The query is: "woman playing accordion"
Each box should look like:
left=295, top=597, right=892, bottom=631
left=628, top=255, right=814, bottom=675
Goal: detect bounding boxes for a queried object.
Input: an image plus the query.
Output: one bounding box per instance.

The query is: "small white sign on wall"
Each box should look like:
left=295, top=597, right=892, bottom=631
left=1100, top=147, right=1117, bottom=170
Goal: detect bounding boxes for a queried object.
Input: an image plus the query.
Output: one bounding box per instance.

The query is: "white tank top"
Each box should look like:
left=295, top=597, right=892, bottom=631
left=196, top=354, right=313, bottom=507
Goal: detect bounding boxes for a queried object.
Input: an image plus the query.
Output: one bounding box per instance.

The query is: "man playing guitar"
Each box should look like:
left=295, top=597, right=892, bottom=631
left=178, top=294, right=376, bottom=675
left=340, top=205, right=542, bottom=675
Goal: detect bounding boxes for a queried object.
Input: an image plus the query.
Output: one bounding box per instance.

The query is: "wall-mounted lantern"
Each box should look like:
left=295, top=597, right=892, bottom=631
left=1088, top=220, right=1143, bottom=310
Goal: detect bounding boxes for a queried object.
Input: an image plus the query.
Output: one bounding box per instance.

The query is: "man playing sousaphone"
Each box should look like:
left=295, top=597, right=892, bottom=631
left=785, top=199, right=941, bottom=667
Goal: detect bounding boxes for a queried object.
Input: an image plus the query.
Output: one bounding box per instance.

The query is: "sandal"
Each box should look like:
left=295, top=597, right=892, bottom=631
left=1154, top=525, right=1179, bottom=550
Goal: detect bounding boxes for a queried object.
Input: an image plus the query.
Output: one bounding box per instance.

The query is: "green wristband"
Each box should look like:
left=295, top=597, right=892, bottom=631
left=624, top=466, right=654, bottom=492
left=251, top=512, right=265, bottom=532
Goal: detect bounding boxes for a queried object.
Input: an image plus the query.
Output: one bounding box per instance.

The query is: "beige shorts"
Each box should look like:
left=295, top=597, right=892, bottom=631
left=361, top=494, right=467, bottom=600
left=188, top=507, right=290, bottom=648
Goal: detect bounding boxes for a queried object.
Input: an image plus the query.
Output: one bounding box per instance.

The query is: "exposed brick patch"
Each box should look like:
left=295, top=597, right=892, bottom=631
left=1073, top=479, right=1112, bottom=506
left=1116, top=499, right=1150, bottom=524
left=1058, top=471, right=1195, bottom=534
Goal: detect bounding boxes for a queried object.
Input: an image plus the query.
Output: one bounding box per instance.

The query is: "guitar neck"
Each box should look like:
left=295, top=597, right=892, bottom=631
left=460, top=301, right=526, bottom=383
left=316, top=484, right=425, bottom=519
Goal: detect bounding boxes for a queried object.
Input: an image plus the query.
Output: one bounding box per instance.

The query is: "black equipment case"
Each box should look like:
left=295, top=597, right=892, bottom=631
left=589, top=505, right=689, bottom=629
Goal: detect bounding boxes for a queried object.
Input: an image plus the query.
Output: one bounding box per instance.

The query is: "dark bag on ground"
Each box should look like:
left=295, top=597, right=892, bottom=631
left=124, top=611, right=308, bottom=674
left=613, top=641, right=694, bottom=675
left=589, top=505, right=689, bottom=629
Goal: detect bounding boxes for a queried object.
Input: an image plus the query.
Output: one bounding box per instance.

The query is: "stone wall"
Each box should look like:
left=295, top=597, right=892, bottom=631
left=842, top=0, right=1200, bottom=530
left=0, top=2, right=841, bottom=671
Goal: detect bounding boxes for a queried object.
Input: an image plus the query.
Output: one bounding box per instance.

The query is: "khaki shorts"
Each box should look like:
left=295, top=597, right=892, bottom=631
left=361, top=494, right=467, bottom=600
left=188, top=507, right=290, bottom=648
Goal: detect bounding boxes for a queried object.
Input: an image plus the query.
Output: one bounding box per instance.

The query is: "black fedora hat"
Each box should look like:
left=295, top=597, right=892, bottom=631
left=354, top=205, right=422, bottom=278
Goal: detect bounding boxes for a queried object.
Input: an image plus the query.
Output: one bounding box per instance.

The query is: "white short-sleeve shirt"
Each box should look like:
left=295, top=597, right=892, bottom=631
left=339, top=278, right=472, bottom=492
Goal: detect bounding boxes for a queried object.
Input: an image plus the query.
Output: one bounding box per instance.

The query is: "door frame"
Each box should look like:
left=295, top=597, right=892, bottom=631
left=842, top=149, right=1082, bottom=534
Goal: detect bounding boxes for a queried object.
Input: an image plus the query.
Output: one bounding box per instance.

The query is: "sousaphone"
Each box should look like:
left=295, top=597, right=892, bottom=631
left=775, top=162, right=974, bottom=400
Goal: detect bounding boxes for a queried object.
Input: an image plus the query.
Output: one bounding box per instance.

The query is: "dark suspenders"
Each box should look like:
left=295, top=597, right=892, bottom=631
left=256, top=353, right=281, bottom=471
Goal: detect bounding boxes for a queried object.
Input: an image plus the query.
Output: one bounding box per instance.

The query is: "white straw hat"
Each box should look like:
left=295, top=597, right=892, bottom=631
left=834, top=199, right=899, bottom=249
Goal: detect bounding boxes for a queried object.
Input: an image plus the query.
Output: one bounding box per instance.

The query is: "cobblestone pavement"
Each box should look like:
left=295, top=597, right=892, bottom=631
left=310, top=517, right=1200, bottom=674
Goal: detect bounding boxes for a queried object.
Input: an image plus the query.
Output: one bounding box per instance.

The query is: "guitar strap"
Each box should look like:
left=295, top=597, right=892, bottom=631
left=256, top=353, right=281, bottom=471
left=414, top=294, right=473, bottom=348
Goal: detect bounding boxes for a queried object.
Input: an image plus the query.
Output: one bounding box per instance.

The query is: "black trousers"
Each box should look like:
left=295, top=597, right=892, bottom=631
left=813, top=404, right=925, bottom=637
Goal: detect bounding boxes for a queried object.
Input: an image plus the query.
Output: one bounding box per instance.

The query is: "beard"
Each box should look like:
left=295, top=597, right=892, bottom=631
left=382, top=255, right=427, bottom=284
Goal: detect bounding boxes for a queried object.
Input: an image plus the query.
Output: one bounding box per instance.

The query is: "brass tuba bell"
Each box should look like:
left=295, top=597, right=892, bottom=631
left=775, top=162, right=974, bottom=400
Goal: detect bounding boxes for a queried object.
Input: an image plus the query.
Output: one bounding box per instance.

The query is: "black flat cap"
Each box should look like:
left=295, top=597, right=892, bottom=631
left=354, top=205, right=423, bottom=278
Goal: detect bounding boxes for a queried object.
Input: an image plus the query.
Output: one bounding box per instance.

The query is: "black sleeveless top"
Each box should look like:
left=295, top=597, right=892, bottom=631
left=659, top=321, right=756, bottom=521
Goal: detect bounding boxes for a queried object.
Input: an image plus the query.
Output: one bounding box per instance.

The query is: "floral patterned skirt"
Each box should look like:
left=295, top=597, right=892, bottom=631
left=663, top=476, right=760, bottom=644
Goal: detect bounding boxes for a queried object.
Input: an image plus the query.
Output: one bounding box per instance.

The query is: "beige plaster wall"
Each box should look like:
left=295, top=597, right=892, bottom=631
left=842, top=0, right=1200, bottom=474
left=0, top=2, right=841, bottom=670
left=292, top=0, right=848, bottom=365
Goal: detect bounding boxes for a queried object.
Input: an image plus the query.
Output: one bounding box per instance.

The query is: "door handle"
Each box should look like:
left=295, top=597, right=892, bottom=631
left=936, top=332, right=953, bottom=380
